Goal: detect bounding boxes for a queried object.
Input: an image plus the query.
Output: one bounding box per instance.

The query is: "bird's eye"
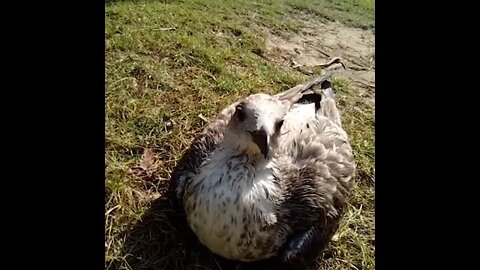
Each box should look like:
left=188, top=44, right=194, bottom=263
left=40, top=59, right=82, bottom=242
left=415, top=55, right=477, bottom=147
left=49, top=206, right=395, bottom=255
left=275, top=120, right=284, bottom=132
left=235, top=104, right=246, bottom=122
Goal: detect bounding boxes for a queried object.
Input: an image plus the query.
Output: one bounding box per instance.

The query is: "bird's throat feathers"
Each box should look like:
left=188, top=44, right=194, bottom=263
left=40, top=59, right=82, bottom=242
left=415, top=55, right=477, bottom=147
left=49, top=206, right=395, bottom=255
left=195, top=144, right=274, bottom=190
left=222, top=130, right=265, bottom=163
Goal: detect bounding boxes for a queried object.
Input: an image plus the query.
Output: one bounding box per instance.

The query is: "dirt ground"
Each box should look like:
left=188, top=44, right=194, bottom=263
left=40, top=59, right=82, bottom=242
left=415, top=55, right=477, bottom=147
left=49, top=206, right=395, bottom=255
left=260, top=15, right=375, bottom=106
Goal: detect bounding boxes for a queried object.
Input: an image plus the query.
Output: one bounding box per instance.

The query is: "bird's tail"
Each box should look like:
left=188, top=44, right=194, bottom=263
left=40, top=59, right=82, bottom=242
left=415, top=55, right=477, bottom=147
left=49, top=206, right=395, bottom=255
left=318, top=80, right=342, bottom=127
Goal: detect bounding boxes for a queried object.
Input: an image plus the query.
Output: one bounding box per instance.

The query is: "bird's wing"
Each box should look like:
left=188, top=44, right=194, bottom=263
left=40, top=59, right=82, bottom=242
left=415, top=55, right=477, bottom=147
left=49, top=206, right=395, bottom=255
left=274, top=73, right=333, bottom=106
left=273, top=82, right=356, bottom=266
left=275, top=113, right=355, bottom=222
left=167, top=102, right=238, bottom=211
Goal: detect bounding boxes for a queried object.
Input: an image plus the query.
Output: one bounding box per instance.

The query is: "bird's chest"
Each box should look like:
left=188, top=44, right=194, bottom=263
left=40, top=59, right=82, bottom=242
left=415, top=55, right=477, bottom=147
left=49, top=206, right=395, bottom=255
left=183, top=157, right=285, bottom=261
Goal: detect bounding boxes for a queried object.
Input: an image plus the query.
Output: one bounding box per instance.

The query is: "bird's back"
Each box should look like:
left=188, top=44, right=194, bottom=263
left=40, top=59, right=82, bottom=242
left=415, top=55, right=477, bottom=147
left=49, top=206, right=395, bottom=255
left=268, top=83, right=355, bottom=267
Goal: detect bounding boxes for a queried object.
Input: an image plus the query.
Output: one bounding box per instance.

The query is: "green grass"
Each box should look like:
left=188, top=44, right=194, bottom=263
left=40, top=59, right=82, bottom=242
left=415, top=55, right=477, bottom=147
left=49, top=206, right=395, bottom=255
left=105, top=0, right=374, bottom=269
left=286, top=0, right=375, bottom=29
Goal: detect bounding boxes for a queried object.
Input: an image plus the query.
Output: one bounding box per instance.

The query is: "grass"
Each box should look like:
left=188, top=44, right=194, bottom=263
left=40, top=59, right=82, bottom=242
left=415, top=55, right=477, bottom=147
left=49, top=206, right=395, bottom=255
left=105, top=0, right=375, bottom=269
left=286, top=0, right=375, bottom=29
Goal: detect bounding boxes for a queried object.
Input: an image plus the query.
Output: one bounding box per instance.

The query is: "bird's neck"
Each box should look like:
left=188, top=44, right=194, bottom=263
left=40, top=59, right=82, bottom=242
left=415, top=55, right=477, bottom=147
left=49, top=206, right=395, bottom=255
left=199, top=148, right=274, bottom=190
left=222, top=130, right=266, bottom=165
left=223, top=143, right=266, bottom=168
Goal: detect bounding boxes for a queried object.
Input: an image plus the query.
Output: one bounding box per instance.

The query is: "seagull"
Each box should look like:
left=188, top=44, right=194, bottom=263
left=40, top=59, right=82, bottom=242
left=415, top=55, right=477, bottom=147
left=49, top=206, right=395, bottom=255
left=168, top=74, right=356, bottom=268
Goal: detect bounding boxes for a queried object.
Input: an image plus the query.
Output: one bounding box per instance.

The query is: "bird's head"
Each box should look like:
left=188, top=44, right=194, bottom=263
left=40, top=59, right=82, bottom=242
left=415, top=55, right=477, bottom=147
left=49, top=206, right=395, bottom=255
left=227, top=94, right=289, bottom=159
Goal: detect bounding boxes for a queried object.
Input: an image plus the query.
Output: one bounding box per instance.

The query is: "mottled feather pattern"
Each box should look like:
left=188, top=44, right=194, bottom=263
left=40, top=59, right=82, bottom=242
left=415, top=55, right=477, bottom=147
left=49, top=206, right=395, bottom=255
left=168, top=82, right=356, bottom=266
left=169, top=103, right=238, bottom=204
left=183, top=151, right=286, bottom=261
left=270, top=98, right=354, bottom=266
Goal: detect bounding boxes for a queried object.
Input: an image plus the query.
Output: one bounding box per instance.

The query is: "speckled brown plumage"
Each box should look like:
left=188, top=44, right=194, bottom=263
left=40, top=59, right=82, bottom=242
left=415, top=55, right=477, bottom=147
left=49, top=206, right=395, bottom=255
left=168, top=74, right=355, bottom=269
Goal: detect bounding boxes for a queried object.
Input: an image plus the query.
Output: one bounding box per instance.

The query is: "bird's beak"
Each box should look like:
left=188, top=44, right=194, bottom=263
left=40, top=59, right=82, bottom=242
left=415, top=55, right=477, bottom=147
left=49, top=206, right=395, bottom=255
left=249, top=128, right=269, bottom=158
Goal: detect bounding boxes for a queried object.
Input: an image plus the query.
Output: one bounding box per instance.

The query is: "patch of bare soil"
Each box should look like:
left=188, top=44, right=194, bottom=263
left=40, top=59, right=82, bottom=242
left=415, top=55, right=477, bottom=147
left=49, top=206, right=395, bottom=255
left=260, top=16, right=375, bottom=105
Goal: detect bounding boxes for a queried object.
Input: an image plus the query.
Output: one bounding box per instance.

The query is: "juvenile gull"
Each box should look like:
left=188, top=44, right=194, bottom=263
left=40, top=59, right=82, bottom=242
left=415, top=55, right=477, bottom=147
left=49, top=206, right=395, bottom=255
left=168, top=74, right=356, bottom=268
